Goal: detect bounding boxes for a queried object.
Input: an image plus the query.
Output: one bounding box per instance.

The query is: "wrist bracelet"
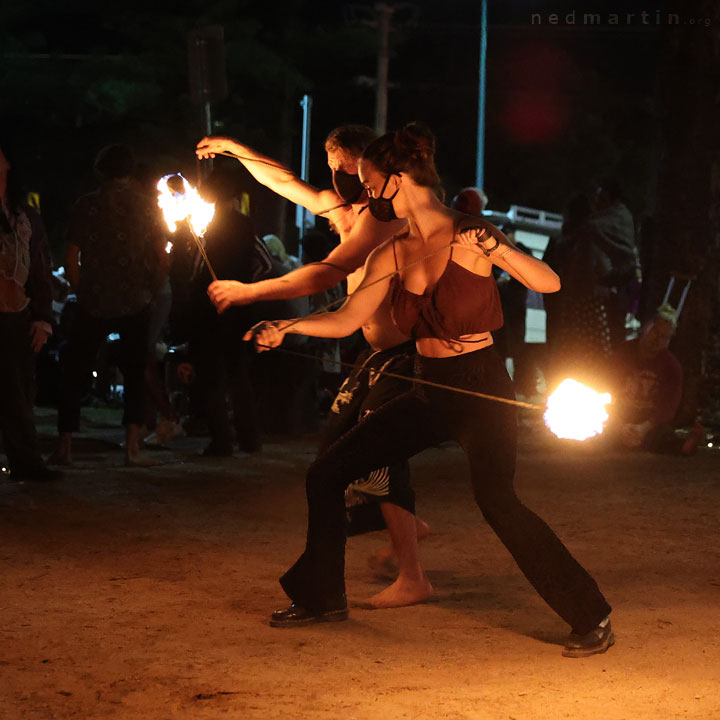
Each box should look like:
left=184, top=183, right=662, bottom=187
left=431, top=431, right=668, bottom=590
left=480, top=236, right=500, bottom=257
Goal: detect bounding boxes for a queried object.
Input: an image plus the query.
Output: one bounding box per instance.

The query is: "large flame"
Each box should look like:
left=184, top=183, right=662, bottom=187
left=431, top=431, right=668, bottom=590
left=544, top=378, right=612, bottom=441
left=156, top=174, right=215, bottom=237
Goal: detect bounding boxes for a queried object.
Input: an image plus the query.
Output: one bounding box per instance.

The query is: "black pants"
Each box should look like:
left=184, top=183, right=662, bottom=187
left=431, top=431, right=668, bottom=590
left=190, top=318, right=261, bottom=452
left=57, top=306, right=149, bottom=431
left=0, top=310, right=45, bottom=473
left=319, top=341, right=416, bottom=536
left=281, top=346, right=611, bottom=635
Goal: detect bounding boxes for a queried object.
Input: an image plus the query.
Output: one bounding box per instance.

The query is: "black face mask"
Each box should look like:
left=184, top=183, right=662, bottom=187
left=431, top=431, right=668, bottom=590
left=332, top=170, right=364, bottom=204
left=367, top=173, right=400, bottom=222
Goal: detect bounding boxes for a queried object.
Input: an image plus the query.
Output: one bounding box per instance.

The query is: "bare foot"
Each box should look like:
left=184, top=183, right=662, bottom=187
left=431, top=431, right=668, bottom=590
left=47, top=445, right=72, bottom=466
left=361, top=574, right=433, bottom=609
left=367, top=517, right=431, bottom=577
left=125, top=452, right=157, bottom=467
left=682, top=423, right=704, bottom=455
left=367, top=547, right=397, bottom=577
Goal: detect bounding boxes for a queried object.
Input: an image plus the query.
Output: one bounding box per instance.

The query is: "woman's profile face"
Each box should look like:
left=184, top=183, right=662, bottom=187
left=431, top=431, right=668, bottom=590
left=358, top=158, right=399, bottom=199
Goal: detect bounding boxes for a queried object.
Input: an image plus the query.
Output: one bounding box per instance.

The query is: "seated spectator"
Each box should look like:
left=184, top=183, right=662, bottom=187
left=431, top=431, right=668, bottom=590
left=606, top=303, right=703, bottom=455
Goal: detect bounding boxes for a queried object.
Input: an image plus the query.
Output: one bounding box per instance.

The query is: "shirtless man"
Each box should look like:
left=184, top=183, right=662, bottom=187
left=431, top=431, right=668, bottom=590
left=196, top=126, right=431, bottom=607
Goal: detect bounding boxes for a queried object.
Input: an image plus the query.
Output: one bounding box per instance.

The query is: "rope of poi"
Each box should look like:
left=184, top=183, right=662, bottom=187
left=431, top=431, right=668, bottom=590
left=206, top=149, right=540, bottom=411
left=252, top=341, right=544, bottom=411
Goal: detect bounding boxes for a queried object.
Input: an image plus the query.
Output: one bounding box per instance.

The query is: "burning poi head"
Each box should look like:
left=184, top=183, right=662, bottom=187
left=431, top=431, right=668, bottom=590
left=544, top=378, right=612, bottom=441
left=156, top=173, right=215, bottom=237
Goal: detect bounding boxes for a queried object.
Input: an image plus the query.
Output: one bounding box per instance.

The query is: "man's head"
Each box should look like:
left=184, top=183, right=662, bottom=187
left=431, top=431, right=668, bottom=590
left=640, top=303, right=677, bottom=357
left=325, top=125, right=377, bottom=203
left=324, top=125, right=377, bottom=169
left=595, top=178, right=624, bottom=211
left=94, top=144, right=135, bottom=182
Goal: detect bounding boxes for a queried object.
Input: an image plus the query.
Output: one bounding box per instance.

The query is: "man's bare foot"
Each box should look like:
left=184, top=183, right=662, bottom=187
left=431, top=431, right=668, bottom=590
left=367, top=547, right=397, bottom=576
left=47, top=438, right=72, bottom=466
left=368, top=516, right=431, bottom=577
left=682, top=423, right=704, bottom=455
left=360, top=574, right=433, bottom=609
left=125, top=451, right=157, bottom=467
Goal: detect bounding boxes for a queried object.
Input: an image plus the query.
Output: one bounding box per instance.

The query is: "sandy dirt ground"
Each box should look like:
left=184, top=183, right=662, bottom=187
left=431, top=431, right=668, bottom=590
left=1, top=408, right=719, bottom=720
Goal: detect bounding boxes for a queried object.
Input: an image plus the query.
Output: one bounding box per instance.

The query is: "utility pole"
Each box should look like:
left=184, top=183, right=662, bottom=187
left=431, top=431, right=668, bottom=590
left=349, top=3, right=409, bottom=133
left=188, top=26, right=227, bottom=180
left=295, top=94, right=314, bottom=262
left=475, top=0, right=488, bottom=189
left=375, top=3, right=394, bottom=134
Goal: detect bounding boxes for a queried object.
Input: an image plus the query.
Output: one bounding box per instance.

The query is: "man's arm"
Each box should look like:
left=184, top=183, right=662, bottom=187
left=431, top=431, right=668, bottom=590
left=244, top=243, right=396, bottom=349
left=207, top=209, right=404, bottom=312
left=196, top=136, right=346, bottom=219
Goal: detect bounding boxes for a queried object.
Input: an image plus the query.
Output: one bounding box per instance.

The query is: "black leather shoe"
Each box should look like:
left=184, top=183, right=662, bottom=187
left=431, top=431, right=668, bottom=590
left=269, top=598, right=349, bottom=628
left=563, top=618, right=615, bottom=658
left=10, top=467, right=63, bottom=483
left=201, top=441, right=233, bottom=458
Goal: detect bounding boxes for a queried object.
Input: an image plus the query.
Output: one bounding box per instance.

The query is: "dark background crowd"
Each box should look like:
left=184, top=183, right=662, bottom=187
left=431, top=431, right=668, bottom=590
left=1, top=0, right=719, bottom=478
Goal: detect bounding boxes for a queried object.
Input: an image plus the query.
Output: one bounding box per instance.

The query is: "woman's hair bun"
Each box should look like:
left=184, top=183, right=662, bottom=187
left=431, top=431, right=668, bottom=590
left=395, top=122, right=436, bottom=162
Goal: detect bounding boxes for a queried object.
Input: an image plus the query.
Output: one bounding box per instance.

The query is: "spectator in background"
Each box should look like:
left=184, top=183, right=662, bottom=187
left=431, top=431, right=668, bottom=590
left=49, top=144, right=165, bottom=466
left=188, top=166, right=262, bottom=455
left=491, top=223, right=536, bottom=396
left=300, top=229, right=345, bottom=411
left=451, top=186, right=488, bottom=216
left=262, top=234, right=299, bottom=271
left=550, top=194, right=613, bottom=386
left=0, top=141, right=60, bottom=482
left=606, top=304, right=703, bottom=455
left=636, top=215, right=657, bottom=324
left=590, top=179, right=640, bottom=348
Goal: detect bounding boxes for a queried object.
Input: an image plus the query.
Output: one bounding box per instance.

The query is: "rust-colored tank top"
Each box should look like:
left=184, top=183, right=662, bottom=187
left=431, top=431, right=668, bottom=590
left=389, top=240, right=504, bottom=341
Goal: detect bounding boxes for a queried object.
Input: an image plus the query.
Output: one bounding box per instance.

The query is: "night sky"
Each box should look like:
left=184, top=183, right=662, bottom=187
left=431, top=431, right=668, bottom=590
left=0, top=0, right=700, bottom=252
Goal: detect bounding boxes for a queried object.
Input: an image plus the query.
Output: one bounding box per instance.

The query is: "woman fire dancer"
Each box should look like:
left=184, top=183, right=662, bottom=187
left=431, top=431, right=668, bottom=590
left=246, top=123, right=614, bottom=658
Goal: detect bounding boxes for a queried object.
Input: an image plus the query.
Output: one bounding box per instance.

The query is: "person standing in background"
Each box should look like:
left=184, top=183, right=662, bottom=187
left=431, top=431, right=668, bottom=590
left=0, top=141, right=60, bottom=482
left=49, top=144, right=165, bottom=467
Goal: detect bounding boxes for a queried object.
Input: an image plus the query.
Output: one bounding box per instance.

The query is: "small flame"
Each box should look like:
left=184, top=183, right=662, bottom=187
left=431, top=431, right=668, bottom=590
left=156, top=174, right=215, bottom=237
left=165, top=241, right=173, bottom=254
left=544, top=378, right=611, bottom=441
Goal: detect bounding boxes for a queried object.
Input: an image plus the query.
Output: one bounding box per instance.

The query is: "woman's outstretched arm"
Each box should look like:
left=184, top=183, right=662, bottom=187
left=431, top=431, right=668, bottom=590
left=244, top=242, right=395, bottom=350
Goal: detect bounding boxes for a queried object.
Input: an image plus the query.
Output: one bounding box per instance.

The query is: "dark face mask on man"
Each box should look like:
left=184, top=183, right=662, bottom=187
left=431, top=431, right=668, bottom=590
left=367, top=173, right=400, bottom=222
left=332, top=170, right=364, bottom=204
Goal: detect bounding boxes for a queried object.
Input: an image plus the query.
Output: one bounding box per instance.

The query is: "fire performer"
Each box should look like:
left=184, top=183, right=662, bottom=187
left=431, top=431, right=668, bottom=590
left=197, top=126, right=432, bottom=608
left=246, top=123, right=614, bottom=658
